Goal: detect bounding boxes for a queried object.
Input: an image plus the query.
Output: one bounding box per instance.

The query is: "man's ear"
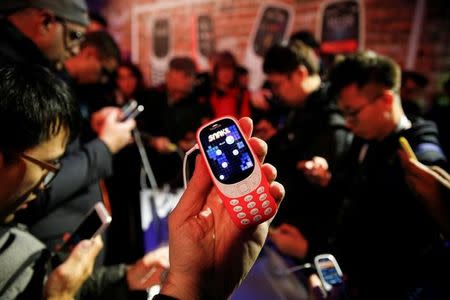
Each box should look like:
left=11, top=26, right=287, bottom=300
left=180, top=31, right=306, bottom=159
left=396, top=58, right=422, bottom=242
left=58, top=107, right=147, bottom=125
left=37, top=9, right=56, bottom=32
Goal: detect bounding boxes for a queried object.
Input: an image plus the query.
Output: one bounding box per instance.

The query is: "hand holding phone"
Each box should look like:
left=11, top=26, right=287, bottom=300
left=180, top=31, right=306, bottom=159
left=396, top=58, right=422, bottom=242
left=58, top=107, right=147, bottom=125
left=58, top=202, right=111, bottom=253
left=314, top=254, right=344, bottom=292
left=196, top=116, right=278, bottom=229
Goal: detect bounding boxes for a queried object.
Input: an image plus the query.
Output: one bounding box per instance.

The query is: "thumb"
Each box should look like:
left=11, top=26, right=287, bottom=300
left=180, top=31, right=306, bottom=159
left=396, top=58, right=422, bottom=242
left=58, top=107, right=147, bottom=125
left=170, top=155, right=213, bottom=221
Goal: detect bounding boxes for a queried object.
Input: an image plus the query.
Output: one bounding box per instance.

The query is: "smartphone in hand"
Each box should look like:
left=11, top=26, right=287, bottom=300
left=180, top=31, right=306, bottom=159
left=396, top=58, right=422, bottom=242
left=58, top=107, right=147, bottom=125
left=196, top=116, right=277, bottom=229
left=58, top=202, right=111, bottom=253
left=314, top=254, right=344, bottom=292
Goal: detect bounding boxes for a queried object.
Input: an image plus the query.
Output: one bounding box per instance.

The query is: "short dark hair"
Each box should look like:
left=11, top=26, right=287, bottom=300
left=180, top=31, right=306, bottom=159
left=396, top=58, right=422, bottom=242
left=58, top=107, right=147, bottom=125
left=263, top=41, right=319, bottom=75
left=0, top=64, right=79, bottom=159
left=81, top=31, right=120, bottom=62
left=169, top=56, right=197, bottom=77
left=289, top=30, right=320, bottom=49
left=328, top=51, right=401, bottom=97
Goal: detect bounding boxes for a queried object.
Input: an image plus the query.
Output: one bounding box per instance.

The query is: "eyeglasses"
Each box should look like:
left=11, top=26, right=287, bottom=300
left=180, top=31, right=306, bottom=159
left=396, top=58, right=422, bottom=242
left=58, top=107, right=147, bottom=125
left=341, top=93, right=384, bottom=121
left=55, top=17, right=85, bottom=55
left=341, top=101, right=373, bottom=120
left=21, top=153, right=61, bottom=187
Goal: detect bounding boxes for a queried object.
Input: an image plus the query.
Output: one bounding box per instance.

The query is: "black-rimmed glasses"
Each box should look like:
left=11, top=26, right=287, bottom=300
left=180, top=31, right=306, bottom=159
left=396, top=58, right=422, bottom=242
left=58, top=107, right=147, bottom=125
left=55, top=17, right=85, bottom=55
left=21, top=153, right=61, bottom=187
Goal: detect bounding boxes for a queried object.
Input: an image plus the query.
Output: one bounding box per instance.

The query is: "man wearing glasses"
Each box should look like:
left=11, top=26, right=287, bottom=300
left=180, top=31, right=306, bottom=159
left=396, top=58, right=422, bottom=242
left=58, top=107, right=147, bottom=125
left=0, top=0, right=88, bottom=68
left=0, top=64, right=104, bottom=300
left=0, top=0, right=136, bottom=263
left=315, top=51, right=449, bottom=299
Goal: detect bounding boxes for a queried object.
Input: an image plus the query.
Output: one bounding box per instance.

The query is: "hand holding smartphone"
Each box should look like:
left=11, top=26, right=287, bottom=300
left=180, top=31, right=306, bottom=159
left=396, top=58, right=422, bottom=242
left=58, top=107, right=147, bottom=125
left=314, top=254, right=344, bottom=292
left=196, top=116, right=278, bottom=229
left=58, top=202, right=111, bottom=253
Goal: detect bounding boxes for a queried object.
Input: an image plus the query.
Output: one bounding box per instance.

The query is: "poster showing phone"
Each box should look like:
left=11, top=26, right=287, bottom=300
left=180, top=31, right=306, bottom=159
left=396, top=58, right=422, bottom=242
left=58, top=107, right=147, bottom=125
left=317, top=0, right=365, bottom=54
left=244, top=2, right=294, bottom=91
left=195, top=15, right=216, bottom=71
left=150, top=18, right=171, bottom=86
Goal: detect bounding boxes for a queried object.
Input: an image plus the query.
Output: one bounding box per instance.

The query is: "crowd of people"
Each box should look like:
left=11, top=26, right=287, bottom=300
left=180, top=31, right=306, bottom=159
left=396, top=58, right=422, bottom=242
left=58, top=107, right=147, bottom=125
left=0, top=0, right=449, bottom=300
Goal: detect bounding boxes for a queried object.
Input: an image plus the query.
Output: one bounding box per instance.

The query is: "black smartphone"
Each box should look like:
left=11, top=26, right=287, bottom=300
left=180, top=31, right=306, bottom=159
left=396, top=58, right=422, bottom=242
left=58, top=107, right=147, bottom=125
left=58, top=202, right=111, bottom=252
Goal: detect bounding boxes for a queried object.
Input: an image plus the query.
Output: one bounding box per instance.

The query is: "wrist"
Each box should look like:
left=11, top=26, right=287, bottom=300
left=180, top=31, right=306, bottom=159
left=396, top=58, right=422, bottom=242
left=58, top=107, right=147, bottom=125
left=99, top=135, right=118, bottom=154
left=159, top=272, right=203, bottom=300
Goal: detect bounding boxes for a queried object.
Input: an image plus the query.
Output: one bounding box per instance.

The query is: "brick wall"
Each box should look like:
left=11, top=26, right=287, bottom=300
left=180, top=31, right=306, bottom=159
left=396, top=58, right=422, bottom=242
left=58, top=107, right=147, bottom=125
left=100, top=0, right=450, bottom=93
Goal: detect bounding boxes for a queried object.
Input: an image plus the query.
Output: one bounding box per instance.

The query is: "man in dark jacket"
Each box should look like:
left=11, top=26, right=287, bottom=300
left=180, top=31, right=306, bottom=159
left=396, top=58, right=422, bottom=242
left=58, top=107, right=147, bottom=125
left=0, top=1, right=133, bottom=257
left=0, top=64, right=103, bottom=300
left=327, top=51, right=450, bottom=299
left=262, top=42, right=352, bottom=261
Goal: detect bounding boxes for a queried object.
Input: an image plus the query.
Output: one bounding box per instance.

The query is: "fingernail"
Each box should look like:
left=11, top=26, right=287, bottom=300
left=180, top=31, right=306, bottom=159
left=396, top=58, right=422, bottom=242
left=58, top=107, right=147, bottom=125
left=199, top=207, right=212, bottom=218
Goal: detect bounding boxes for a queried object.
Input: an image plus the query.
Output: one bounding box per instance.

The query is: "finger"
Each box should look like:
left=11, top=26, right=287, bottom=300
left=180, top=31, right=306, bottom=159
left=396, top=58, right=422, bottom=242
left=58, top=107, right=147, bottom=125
left=124, top=118, right=137, bottom=129
left=65, top=236, right=103, bottom=268
left=297, top=160, right=308, bottom=170
left=313, top=156, right=329, bottom=169
left=248, top=137, right=268, bottom=163
left=238, top=117, right=253, bottom=139
left=270, top=181, right=285, bottom=206
left=309, top=274, right=327, bottom=300
left=170, top=155, right=212, bottom=222
left=261, top=163, right=277, bottom=182
left=430, top=166, right=450, bottom=182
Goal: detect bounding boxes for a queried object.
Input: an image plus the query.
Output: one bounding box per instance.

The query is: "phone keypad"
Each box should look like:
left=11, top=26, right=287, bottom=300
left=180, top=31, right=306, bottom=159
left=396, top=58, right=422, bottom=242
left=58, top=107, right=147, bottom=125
left=224, top=183, right=277, bottom=229
left=233, top=206, right=243, bottom=212
left=230, top=199, right=239, bottom=206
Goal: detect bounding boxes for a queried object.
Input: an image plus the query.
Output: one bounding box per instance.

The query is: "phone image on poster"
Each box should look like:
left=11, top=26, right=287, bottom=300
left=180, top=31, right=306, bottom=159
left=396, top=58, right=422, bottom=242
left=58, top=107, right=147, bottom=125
left=317, top=0, right=365, bottom=54
left=150, top=18, right=171, bottom=85
left=195, top=15, right=216, bottom=71
left=244, top=2, right=294, bottom=90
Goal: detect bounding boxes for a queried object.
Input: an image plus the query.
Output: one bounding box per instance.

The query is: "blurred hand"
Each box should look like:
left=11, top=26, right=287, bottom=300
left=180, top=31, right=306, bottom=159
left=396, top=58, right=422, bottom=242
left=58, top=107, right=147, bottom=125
left=398, top=149, right=450, bottom=202
left=398, top=149, right=450, bottom=234
left=151, top=136, right=178, bottom=153
left=269, top=223, right=309, bottom=260
left=297, top=156, right=331, bottom=187
left=160, top=117, right=285, bottom=299
left=44, top=236, right=103, bottom=300
left=254, top=119, right=277, bottom=141
left=178, top=132, right=197, bottom=152
left=93, top=107, right=136, bottom=153
left=126, top=245, right=170, bottom=290
left=250, top=89, right=272, bottom=111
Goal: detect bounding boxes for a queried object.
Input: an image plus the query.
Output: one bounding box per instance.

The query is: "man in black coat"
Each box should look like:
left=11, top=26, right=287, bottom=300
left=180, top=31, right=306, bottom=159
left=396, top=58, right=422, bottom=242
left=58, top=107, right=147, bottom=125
left=262, top=42, right=352, bottom=261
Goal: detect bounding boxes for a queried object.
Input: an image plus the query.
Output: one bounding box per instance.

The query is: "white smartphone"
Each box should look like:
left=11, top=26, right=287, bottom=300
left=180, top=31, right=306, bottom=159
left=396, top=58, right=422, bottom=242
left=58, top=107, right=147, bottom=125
left=59, top=202, right=112, bottom=252
left=314, top=253, right=344, bottom=292
left=196, top=116, right=277, bottom=229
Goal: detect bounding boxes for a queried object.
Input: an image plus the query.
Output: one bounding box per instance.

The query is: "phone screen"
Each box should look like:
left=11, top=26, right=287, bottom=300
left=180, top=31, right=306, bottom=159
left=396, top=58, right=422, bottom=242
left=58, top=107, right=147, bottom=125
left=60, top=208, right=105, bottom=252
left=199, top=118, right=255, bottom=184
left=317, top=258, right=343, bottom=285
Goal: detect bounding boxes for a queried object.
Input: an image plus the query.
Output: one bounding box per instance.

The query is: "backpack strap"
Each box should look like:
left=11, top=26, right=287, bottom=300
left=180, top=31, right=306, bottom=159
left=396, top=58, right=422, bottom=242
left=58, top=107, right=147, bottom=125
left=0, top=226, right=47, bottom=297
